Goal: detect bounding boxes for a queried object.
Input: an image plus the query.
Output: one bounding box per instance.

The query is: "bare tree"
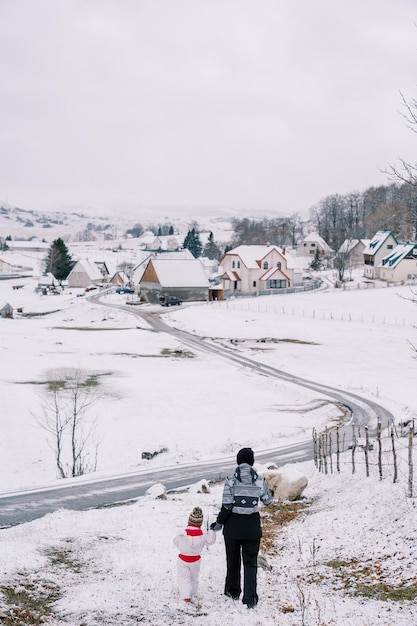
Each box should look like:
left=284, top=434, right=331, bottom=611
left=386, top=92, right=417, bottom=187
left=34, top=368, right=100, bottom=479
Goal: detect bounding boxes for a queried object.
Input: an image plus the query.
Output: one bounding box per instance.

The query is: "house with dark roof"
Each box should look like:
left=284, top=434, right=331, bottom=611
left=219, top=245, right=302, bottom=297
left=379, top=242, right=417, bottom=282
left=363, top=231, right=398, bottom=279
left=0, top=302, right=13, bottom=318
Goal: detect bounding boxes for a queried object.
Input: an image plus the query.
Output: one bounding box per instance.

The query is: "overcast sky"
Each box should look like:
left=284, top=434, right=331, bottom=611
left=0, top=0, right=416, bottom=218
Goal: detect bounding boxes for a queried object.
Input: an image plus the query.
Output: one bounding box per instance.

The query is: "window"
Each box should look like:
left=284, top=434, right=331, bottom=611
left=276, top=261, right=281, bottom=269
left=267, top=279, right=286, bottom=289
left=237, top=261, right=240, bottom=268
left=263, top=261, right=268, bottom=269
left=387, top=244, right=393, bottom=250
left=253, top=281, right=256, bottom=287
left=232, top=260, right=235, bottom=268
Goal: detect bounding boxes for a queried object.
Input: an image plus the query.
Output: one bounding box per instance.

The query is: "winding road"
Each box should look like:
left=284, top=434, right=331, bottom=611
left=0, top=297, right=394, bottom=529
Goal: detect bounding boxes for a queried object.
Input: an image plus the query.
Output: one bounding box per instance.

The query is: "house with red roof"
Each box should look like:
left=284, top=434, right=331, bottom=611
left=219, top=245, right=302, bottom=297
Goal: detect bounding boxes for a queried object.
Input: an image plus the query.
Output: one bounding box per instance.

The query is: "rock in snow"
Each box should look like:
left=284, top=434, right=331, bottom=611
left=263, top=465, right=308, bottom=501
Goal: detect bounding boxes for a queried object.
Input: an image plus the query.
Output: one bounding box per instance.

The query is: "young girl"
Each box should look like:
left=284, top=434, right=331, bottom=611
left=173, top=506, right=216, bottom=607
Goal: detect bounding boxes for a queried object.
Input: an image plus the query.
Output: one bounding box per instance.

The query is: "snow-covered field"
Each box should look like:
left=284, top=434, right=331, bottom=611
left=1, top=273, right=417, bottom=625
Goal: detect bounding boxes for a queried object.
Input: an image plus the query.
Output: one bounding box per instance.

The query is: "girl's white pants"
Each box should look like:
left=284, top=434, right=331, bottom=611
left=177, top=557, right=201, bottom=600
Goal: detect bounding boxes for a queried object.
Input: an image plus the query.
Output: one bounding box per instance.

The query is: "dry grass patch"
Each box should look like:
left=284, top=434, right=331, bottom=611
left=261, top=499, right=310, bottom=554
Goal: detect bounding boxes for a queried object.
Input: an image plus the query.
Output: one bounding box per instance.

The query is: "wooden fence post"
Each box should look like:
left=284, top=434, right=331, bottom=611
left=351, top=424, right=357, bottom=474
left=336, top=427, right=340, bottom=473
left=313, top=428, right=318, bottom=468
left=318, top=434, right=323, bottom=472
left=322, top=432, right=328, bottom=475
left=364, top=426, right=370, bottom=478
left=329, top=430, right=333, bottom=474
left=408, top=425, right=413, bottom=498
left=391, top=426, right=398, bottom=483
left=377, top=421, right=383, bottom=480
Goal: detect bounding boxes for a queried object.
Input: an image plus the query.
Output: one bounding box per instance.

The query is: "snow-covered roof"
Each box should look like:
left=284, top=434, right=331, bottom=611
left=339, top=239, right=370, bottom=254
left=379, top=243, right=417, bottom=268
left=301, top=232, right=333, bottom=252
left=71, top=259, right=103, bottom=280
left=139, top=235, right=162, bottom=244
left=224, top=245, right=300, bottom=270
left=38, top=272, right=57, bottom=285
left=146, top=259, right=210, bottom=287
left=6, top=240, right=49, bottom=250
left=363, top=231, right=396, bottom=255
left=154, top=249, right=194, bottom=260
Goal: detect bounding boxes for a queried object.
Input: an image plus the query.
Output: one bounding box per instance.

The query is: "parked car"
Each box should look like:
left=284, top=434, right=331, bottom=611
left=116, top=286, right=135, bottom=294
left=159, top=295, right=182, bottom=307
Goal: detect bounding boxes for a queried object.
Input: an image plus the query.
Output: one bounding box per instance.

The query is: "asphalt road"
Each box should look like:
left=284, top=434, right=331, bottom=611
left=0, top=298, right=394, bottom=529
left=0, top=440, right=312, bottom=528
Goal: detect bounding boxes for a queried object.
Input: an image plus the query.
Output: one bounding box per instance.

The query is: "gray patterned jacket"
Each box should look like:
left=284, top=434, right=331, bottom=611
left=220, top=463, right=272, bottom=517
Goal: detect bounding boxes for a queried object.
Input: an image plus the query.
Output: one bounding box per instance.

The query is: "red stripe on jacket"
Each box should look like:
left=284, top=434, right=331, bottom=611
left=178, top=524, right=204, bottom=562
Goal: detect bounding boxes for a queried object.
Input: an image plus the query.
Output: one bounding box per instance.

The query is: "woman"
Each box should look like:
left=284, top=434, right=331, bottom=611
left=212, top=447, right=272, bottom=609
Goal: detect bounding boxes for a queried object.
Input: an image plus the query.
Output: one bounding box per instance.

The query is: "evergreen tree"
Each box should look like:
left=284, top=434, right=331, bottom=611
left=183, top=228, right=202, bottom=258
left=310, top=248, right=323, bottom=271
left=203, top=231, right=222, bottom=260
left=44, top=238, right=75, bottom=281
left=126, top=224, right=144, bottom=238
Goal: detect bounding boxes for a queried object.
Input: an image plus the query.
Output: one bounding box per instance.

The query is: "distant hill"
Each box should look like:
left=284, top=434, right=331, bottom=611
left=0, top=201, right=288, bottom=246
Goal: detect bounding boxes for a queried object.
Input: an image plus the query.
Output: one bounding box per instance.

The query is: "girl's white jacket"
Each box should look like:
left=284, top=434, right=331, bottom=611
left=174, top=525, right=216, bottom=558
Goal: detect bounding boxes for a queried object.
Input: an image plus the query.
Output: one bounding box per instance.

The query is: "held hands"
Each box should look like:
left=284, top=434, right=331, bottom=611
left=210, top=522, right=223, bottom=532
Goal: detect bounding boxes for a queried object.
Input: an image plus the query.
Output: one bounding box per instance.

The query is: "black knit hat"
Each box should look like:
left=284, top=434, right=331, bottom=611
left=188, top=506, right=204, bottom=527
left=237, top=447, right=254, bottom=466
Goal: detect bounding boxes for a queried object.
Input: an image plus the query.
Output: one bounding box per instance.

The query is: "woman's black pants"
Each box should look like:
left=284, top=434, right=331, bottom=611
left=223, top=536, right=260, bottom=606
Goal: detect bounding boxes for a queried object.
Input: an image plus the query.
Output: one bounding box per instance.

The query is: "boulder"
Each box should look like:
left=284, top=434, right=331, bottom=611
left=145, top=483, right=167, bottom=499
left=189, top=479, right=211, bottom=494
left=263, top=466, right=308, bottom=501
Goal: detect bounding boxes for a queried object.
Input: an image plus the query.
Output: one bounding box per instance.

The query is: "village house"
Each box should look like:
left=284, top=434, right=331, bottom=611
left=138, top=258, right=210, bottom=303
left=363, top=231, right=398, bottom=279
left=36, top=272, right=59, bottom=294
left=5, top=240, right=49, bottom=254
left=219, top=244, right=302, bottom=297
left=337, top=238, right=371, bottom=268
left=94, top=261, right=111, bottom=280
left=131, top=250, right=195, bottom=286
left=137, top=232, right=163, bottom=251
left=0, top=302, right=13, bottom=318
left=67, top=259, right=104, bottom=288
left=109, top=270, right=130, bottom=286
left=296, top=232, right=334, bottom=259
left=379, top=242, right=417, bottom=282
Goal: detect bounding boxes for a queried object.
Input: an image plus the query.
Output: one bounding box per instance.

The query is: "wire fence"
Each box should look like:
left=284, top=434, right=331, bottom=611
left=215, top=298, right=411, bottom=328
left=313, top=422, right=415, bottom=497
left=212, top=278, right=417, bottom=328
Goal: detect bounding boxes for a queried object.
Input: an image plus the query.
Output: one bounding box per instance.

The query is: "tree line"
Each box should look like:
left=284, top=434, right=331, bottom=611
left=310, top=182, right=417, bottom=252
